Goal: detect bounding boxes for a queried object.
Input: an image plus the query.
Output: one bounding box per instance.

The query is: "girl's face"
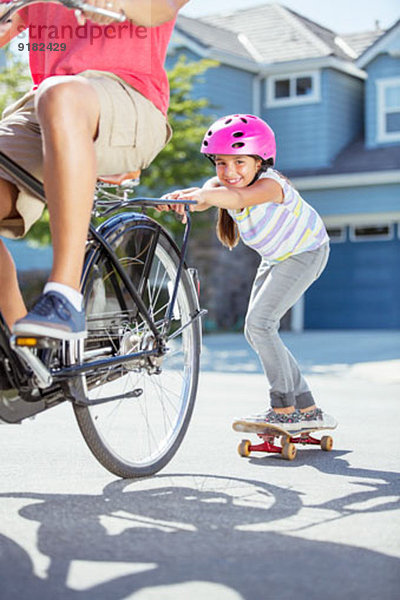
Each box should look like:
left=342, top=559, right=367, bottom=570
left=214, top=154, right=262, bottom=188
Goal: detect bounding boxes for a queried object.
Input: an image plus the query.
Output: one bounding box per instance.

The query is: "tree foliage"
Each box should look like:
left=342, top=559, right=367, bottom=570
left=0, top=53, right=217, bottom=244
left=0, top=49, right=31, bottom=114
left=140, top=55, right=217, bottom=195
left=140, top=55, right=218, bottom=235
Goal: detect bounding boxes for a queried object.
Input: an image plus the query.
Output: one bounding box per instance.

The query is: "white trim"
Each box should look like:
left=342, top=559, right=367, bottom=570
left=266, top=71, right=321, bottom=108
left=260, top=56, right=366, bottom=80
left=238, top=33, right=264, bottom=63
left=349, top=223, right=394, bottom=242
left=323, top=212, right=400, bottom=227
left=356, top=21, right=400, bottom=68
left=334, top=36, right=358, bottom=60
left=292, top=170, right=400, bottom=190
left=376, top=77, right=400, bottom=143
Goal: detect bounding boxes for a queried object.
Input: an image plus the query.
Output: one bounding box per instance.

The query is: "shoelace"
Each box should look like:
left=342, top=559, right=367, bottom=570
left=31, top=294, right=72, bottom=321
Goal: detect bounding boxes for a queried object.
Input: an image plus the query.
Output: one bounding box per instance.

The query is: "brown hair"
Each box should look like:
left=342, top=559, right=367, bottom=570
left=214, top=156, right=274, bottom=250
left=216, top=208, right=240, bottom=250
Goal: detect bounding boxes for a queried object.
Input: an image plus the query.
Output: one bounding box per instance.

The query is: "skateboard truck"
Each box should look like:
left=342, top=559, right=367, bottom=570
left=237, top=432, right=334, bottom=461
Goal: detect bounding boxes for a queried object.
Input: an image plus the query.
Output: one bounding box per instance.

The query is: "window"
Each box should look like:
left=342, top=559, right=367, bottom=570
left=266, top=71, right=320, bottom=107
left=377, top=78, right=400, bottom=143
left=349, top=224, right=393, bottom=242
left=327, top=226, right=346, bottom=243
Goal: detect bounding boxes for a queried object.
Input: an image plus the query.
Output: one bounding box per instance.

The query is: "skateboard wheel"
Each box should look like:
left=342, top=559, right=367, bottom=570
left=238, top=440, right=252, bottom=458
left=320, top=435, right=333, bottom=451
left=281, top=442, right=297, bottom=461
left=280, top=435, right=291, bottom=446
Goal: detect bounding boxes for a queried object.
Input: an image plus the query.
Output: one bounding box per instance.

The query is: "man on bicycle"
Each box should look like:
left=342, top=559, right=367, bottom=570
left=0, top=0, right=188, bottom=341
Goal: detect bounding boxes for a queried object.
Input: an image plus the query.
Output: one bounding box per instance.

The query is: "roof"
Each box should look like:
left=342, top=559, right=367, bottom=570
left=342, top=30, right=384, bottom=57
left=286, top=137, right=400, bottom=178
left=175, top=15, right=255, bottom=62
left=176, top=2, right=369, bottom=66
left=356, top=18, right=400, bottom=68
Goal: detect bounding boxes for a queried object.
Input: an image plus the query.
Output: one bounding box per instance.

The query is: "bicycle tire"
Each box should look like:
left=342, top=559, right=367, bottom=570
left=74, top=214, right=201, bottom=478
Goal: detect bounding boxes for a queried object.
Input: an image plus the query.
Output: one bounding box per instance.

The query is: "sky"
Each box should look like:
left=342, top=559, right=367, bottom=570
left=181, top=0, right=400, bottom=34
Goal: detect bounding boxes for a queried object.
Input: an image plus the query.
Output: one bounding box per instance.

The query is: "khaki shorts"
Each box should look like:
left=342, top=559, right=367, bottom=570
left=0, top=70, right=172, bottom=239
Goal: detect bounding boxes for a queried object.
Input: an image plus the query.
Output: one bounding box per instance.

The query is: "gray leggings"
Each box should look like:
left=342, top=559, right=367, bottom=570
left=244, top=243, right=330, bottom=409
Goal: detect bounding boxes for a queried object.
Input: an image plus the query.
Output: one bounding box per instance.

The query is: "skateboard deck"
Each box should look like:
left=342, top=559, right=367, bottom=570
left=232, top=418, right=336, bottom=437
left=232, top=418, right=336, bottom=460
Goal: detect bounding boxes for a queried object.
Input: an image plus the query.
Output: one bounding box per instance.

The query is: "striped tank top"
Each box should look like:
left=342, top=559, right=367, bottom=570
left=227, top=170, right=329, bottom=263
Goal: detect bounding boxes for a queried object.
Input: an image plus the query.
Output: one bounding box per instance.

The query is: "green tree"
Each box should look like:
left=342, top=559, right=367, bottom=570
left=141, top=55, right=218, bottom=235
left=0, top=49, right=31, bottom=114
left=141, top=55, right=217, bottom=194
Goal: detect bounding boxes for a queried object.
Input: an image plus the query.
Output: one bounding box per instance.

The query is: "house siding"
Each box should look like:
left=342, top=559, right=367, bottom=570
left=167, top=49, right=254, bottom=116
left=302, top=183, right=400, bottom=219
left=365, top=53, right=400, bottom=148
left=261, top=78, right=329, bottom=171
left=325, top=69, right=364, bottom=161
left=261, top=69, right=364, bottom=172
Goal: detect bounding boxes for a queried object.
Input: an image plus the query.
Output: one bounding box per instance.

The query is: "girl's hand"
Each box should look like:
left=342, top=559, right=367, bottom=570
left=156, top=187, right=204, bottom=224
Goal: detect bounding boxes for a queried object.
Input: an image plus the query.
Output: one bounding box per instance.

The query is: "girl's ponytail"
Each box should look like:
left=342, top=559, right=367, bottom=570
left=216, top=208, right=240, bottom=250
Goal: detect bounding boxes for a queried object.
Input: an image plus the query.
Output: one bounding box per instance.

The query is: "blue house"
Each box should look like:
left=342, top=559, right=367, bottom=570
left=171, top=3, right=400, bottom=329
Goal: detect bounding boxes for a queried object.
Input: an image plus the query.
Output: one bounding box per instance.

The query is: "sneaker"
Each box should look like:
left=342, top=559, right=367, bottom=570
left=233, top=408, right=304, bottom=434
left=12, top=292, right=87, bottom=341
left=300, top=408, right=338, bottom=430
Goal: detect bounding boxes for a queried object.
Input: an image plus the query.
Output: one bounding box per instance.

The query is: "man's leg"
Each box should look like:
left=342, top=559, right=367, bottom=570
left=11, top=77, right=101, bottom=340
left=0, top=178, right=27, bottom=328
left=35, top=77, right=101, bottom=291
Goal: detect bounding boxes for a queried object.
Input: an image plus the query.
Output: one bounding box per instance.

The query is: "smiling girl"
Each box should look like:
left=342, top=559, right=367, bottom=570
left=159, top=114, right=336, bottom=432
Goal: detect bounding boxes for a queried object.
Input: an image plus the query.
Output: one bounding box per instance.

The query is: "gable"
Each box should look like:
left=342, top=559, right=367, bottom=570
left=357, top=20, right=400, bottom=68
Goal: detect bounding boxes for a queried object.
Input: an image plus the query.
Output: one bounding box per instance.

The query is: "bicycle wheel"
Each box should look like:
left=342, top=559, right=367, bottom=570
left=74, top=215, right=201, bottom=478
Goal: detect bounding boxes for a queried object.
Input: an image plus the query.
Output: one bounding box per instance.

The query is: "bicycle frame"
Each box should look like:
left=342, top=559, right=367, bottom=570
left=0, top=151, right=202, bottom=405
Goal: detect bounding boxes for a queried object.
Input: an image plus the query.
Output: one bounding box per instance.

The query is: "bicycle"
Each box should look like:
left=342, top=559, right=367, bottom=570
left=0, top=0, right=205, bottom=478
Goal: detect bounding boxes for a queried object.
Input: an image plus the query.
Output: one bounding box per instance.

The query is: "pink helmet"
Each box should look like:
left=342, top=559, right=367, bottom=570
left=201, top=114, right=276, bottom=163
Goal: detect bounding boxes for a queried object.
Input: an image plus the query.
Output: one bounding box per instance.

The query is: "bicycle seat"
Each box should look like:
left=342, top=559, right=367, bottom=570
left=98, top=170, right=141, bottom=185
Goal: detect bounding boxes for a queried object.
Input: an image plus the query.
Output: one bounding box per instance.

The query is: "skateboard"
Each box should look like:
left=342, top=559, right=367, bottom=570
left=232, top=419, right=335, bottom=461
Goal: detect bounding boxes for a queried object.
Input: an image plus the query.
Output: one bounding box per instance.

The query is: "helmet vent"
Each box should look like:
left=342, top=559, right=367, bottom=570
left=233, top=131, right=244, bottom=138
left=232, top=142, right=245, bottom=149
left=207, top=130, right=213, bottom=136
left=225, top=118, right=233, bottom=124
left=240, top=118, right=248, bottom=123
left=203, top=140, right=208, bottom=147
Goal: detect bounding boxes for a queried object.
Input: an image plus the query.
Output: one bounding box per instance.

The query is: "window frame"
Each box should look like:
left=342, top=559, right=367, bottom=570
left=349, top=223, right=394, bottom=243
left=326, top=226, right=347, bottom=243
left=376, top=77, right=400, bottom=143
left=266, top=70, right=321, bottom=108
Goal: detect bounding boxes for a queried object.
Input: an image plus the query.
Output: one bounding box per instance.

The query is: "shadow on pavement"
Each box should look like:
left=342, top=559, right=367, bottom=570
left=0, top=473, right=399, bottom=599
left=248, top=449, right=400, bottom=515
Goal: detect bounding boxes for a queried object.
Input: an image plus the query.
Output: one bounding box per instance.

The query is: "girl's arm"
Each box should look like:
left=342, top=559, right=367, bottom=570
left=178, top=177, right=284, bottom=211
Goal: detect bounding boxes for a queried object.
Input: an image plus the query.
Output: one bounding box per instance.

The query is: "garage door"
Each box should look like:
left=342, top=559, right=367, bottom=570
left=305, top=224, right=400, bottom=329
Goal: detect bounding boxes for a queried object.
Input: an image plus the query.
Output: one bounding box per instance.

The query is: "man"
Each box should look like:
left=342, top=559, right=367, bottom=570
left=0, top=0, right=188, bottom=340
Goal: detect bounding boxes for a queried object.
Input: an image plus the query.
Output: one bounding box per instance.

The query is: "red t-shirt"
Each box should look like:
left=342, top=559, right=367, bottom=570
left=17, top=5, right=175, bottom=115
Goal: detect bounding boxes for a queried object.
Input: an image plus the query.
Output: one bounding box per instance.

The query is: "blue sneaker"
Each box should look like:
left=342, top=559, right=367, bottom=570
left=13, top=292, right=87, bottom=341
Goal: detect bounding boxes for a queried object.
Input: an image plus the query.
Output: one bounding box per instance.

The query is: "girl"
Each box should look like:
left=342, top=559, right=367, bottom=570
left=160, top=114, right=337, bottom=433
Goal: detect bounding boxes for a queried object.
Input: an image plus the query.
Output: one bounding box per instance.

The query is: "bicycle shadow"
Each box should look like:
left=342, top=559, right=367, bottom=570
left=247, top=448, right=400, bottom=521
left=0, top=473, right=399, bottom=599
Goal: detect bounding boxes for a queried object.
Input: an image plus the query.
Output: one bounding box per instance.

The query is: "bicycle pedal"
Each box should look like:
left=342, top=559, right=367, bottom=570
left=14, top=336, right=58, bottom=349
